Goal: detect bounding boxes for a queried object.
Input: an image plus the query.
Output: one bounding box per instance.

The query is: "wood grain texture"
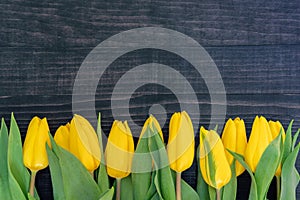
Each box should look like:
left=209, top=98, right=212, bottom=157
left=0, top=0, right=299, bottom=199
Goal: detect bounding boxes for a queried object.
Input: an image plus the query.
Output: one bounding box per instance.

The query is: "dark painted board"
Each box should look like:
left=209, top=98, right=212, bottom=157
left=0, top=0, right=299, bottom=199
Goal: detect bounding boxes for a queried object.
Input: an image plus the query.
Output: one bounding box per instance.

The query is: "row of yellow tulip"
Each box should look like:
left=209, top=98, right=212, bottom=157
left=19, top=111, right=299, bottom=200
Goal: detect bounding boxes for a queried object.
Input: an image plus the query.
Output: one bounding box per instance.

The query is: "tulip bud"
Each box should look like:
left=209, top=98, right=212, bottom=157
left=105, top=120, right=134, bottom=179
left=221, top=117, right=247, bottom=176
left=199, top=127, right=231, bottom=189
left=245, top=116, right=273, bottom=172
left=139, top=115, right=164, bottom=142
left=54, top=115, right=101, bottom=172
left=167, top=111, right=194, bottom=173
left=23, top=116, right=51, bottom=171
left=269, top=120, right=285, bottom=176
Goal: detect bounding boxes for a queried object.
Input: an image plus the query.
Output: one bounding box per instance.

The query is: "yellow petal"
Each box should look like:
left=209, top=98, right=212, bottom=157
left=167, top=111, right=194, bottom=172
left=269, top=120, right=285, bottom=176
left=105, top=120, right=134, bottom=178
left=221, top=118, right=236, bottom=164
left=69, top=115, right=101, bottom=172
left=54, top=123, right=71, bottom=151
left=269, top=120, right=286, bottom=141
left=200, top=127, right=231, bottom=189
left=23, top=117, right=50, bottom=171
left=233, top=118, right=247, bottom=176
left=245, top=116, right=272, bottom=172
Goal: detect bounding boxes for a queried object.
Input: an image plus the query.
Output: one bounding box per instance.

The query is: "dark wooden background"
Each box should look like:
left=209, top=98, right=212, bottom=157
left=0, top=0, right=299, bottom=199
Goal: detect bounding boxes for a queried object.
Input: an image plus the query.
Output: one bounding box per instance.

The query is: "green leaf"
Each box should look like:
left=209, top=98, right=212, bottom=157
left=208, top=186, right=216, bottom=200
left=181, top=179, right=200, bottom=200
left=120, top=175, right=134, bottom=199
left=96, top=113, right=110, bottom=194
left=98, top=187, right=114, bottom=200
left=196, top=146, right=210, bottom=200
left=280, top=143, right=300, bottom=200
left=132, top=127, right=152, bottom=200
left=28, top=193, right=36, bottom=200
left=228, top=150, right=258, bottom=200
left=292, top=129, right=300, bottom=151
left=46, top=140, right=66, bottom=200
left=222, top=160, right=237, bottom=200
left=49, top=134, right=102, bottom=200
left=0, top=118, right=13, bottom=199
left=145, top=170, right=160, bottom=200
left=148, top=127, right=176, bottom=200
left=282, top=120, right=293, bottom=163
left=7, top=114, right=33, bottom=200
left=255, top=132, right=282, bottom=200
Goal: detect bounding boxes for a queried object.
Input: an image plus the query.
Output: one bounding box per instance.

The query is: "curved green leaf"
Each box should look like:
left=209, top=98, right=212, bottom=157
left=0, top=118, right=13, bottom=199
left=228, top=150, right=258, bottom=200
left=7, top=114, right=36, bottom=200
left=132, top=127, right=152, bottom=200
left=96, top=113, right=110, bottom=194
left=148, top=128, right=176, bottom=200
left=282, top=120, right=293, bottom=163
left=120, top=175, right=134, bottom=199
left=255, top=132, right=282, bottom=200
left=99, top=187, right=114, bottom=200
left=196, top=147, right=210, bottom=200
left=280, top=143, right=300, bottom=200
left=222, top=160, right=237, bottom=200
left=46, top=142, right=66, bottom=200
left=292, top=129, right=300, bottom=151
left=49, top=134, right=102, bottom=200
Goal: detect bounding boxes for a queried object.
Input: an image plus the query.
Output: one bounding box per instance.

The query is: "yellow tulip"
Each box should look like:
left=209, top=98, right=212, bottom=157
left=105, top=120, right=134, bottom=179
left=23, top=116, right=51, bottom=171
left=221, top=117, right=247, bottom=176
left=139, top=115, right=164, bottom=143
left=245, top=116, right=273, bottom=172
left=167, top=111, right=194, bottom=172
left=199, top=127, right=231, bottom=189
left=54, top=114, right=101, bottom=172
left=269, top=120, right=285, bottom=176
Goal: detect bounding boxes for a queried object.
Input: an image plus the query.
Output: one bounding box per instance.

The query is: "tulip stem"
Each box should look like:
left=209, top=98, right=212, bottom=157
left=29, top=170, right=37, bottom=197
left=216, top=189, right=221, bottom=200
left=176, top=172, right=182, bottom=200
left=276, top=176, right=281, bottom=200
left=116, top=178, right=121, bottom=200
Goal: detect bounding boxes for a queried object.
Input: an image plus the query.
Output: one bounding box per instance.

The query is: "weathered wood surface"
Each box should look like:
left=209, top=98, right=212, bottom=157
left=0, top=0, right=299, bottom=199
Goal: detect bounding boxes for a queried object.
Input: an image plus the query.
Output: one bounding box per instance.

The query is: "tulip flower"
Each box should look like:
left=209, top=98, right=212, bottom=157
left=139, top=114, right=164, bottom=142
left=105, top=120, right=134, bottom=200
left=221, top=117, right=247, bottom=176
left=245, top=116, right=273, bottom=173
left=23, top=116, right=51, bottom=196
left=167, top=111, right=194, bottom=200
left=199, top=126, right=231, bottom=198
left=54, top=114, right=101, bottom=172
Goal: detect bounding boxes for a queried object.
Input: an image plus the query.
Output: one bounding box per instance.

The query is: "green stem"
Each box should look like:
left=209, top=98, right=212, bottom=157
left=276, top=176, right=281, bottom=200
left=176, top=172, right=182, bottom=200
left=216, top=189, right=221, bottom=200
left=116, top=178, right=121, bottom=200
left=29, top=170, right=37, bottom=197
